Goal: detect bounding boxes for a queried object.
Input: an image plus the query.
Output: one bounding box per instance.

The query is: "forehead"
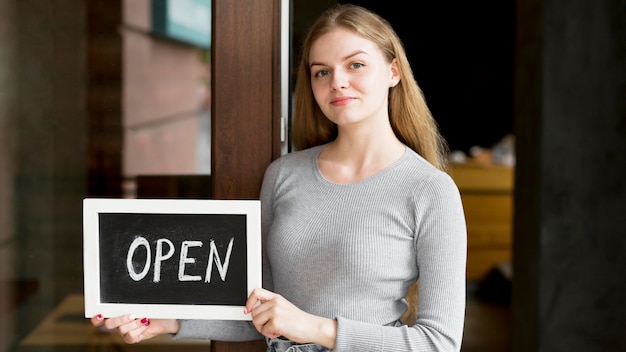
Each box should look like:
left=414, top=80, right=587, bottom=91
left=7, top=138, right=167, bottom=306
left=309, top=28, right=381, bottom=62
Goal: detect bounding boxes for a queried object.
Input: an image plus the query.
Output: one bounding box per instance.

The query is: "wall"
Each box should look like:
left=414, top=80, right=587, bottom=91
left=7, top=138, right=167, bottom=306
left=122, top=0, right=211, bottom=179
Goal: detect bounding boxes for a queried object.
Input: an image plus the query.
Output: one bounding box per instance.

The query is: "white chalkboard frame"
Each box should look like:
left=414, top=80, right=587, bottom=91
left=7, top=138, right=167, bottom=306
left=83, top=198, right=262, bottom=320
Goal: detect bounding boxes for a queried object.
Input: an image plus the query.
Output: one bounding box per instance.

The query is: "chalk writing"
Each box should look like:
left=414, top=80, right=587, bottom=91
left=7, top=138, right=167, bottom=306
left=126, top=236, right=235, bottom=283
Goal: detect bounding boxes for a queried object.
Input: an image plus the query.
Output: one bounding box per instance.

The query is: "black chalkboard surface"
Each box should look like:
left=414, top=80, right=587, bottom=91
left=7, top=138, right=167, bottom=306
left=83, top=198, right=261, bottom=320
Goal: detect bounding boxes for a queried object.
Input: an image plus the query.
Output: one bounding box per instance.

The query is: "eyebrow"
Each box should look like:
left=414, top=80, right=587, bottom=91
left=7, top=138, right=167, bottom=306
left=309, top=50, right=369, bottom=68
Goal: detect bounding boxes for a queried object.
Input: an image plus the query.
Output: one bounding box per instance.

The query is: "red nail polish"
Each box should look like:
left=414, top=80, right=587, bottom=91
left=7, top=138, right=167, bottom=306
left=96, top=314, right=103, bottom=320
left=140, top=317, right=150, bottom=326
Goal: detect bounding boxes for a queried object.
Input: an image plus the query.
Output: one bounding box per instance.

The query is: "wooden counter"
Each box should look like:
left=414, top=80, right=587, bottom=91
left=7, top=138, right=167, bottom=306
left=448, top=161, right=514, bottom=281
left=17, top=293, right=211, bottom=351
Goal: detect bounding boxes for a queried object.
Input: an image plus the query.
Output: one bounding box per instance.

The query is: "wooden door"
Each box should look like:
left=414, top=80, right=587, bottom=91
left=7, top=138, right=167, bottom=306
left=210, top=0, right=283, bottom=351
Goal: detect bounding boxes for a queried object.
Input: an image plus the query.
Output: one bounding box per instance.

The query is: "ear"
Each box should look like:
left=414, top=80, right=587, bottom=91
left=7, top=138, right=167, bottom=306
left=390, top=58, right=401, bottom=87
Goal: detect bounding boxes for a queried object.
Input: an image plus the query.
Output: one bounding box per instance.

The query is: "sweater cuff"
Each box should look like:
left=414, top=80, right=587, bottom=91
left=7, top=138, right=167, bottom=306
left=333, top=316, right=382, bottom=352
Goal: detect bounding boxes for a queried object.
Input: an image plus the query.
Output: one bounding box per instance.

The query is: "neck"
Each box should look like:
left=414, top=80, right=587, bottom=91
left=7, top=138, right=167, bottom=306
left=317, top=121, right=405, bottom=184
left=331, top=120, right=403, bottom=162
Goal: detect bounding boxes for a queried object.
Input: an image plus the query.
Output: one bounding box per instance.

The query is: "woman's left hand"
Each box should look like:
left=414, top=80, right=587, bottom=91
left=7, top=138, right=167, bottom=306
left=244, top=287, right=337, bottom=348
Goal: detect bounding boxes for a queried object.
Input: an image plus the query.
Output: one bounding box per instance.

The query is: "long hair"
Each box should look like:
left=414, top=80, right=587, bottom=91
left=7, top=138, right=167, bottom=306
left=291, top=3, right=449, bottom=171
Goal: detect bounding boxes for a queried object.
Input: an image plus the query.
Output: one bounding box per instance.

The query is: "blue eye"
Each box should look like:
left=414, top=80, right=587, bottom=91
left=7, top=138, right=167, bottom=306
left=350, top=62, right=363, bottom=69
left=314, top=69, right=330, bottom=78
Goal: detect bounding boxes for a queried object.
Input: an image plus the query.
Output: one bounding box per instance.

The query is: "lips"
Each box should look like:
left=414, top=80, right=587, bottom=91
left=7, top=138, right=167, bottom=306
left=330, top=96, right=354, bottom=106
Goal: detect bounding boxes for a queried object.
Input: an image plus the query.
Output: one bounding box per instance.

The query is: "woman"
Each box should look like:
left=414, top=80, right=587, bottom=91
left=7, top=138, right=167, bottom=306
left=92, top=4, right=467, bottom=351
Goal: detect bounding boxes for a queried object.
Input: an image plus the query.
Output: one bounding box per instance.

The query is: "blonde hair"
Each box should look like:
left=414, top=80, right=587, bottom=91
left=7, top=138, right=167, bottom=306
left=291, top=3, right=449, bottom=171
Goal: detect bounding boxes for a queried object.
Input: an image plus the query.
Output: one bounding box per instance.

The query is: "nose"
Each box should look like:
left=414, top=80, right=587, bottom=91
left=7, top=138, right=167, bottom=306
left=330, top=71, right=349, bottom=91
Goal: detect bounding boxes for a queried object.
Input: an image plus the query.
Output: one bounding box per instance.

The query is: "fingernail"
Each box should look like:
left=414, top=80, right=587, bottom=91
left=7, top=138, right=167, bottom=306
left=96, top=314, right=103, bottom=320
left=141, top=317, right=150, bottom=326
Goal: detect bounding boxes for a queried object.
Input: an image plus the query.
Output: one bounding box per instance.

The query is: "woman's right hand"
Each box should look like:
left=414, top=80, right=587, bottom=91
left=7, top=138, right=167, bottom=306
left=90, top=314, right=180, bottom=344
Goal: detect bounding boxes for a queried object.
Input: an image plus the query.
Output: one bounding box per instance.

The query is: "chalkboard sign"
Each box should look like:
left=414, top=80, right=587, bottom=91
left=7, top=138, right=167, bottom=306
left=83, top=198, right=261, bottom=320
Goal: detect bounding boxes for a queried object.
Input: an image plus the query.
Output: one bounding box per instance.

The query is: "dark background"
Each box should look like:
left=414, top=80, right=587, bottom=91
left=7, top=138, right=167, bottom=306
left=308, top=1, right=517, bottom=153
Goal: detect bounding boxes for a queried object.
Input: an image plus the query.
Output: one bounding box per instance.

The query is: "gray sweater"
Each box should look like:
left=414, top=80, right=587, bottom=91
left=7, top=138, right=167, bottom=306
left=176, top=145, right=467, bottom=351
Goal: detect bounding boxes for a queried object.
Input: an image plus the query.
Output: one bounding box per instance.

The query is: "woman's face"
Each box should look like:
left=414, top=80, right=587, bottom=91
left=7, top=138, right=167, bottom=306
left=309, top=28, right=398, bottom=129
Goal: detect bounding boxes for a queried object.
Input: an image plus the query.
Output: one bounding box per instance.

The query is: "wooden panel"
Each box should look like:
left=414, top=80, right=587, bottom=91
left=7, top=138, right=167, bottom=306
left=462, top=194, right=513, bottom=247
left=448, top=162, right=514, bottom=192
left=211, top=0, right=282, bottom=201
left=449, top=161, right=514, bottom=281
left=466, top=248, right=512, bottom=282
left=87, top=0, right=123, bottom=197
left=210, top=0, right=282, bottom=351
